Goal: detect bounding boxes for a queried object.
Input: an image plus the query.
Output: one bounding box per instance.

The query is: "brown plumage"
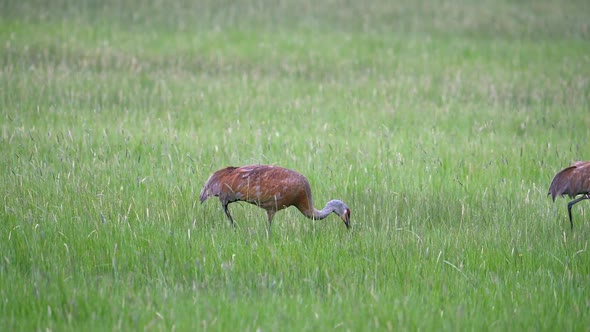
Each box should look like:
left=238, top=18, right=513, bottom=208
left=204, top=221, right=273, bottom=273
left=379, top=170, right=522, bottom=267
left=548, top=161, right=590, bottom=229
left=199, top=165, right=351, bottom=232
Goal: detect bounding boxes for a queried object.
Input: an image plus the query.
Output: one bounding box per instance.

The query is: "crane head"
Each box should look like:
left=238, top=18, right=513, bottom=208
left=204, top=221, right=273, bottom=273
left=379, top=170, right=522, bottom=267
left=328, top=200, right=351, bottom=229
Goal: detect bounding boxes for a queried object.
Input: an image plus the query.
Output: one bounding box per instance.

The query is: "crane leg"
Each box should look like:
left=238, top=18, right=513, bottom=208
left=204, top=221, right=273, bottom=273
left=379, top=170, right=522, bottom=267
left=266, top=211, right=275, bottom=238
left=567, top=194, right=590, bottom=230
left=223, top=203, right=236, bottom=227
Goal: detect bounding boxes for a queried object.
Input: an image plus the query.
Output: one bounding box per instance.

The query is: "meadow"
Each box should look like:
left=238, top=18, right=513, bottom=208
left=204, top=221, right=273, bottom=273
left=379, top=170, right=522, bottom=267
left=1, top=0, right=590, bottom=330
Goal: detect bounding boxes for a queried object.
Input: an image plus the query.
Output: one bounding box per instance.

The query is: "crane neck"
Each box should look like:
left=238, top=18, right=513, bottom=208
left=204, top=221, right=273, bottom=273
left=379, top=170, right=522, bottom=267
left=310, top=206, right=334, bottom=220
left=305, top=200, right=341, bottom=220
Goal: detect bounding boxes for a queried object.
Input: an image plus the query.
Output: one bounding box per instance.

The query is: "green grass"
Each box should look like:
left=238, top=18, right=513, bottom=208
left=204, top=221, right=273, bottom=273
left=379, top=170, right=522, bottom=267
left=1, top=0, right=590, bottom=330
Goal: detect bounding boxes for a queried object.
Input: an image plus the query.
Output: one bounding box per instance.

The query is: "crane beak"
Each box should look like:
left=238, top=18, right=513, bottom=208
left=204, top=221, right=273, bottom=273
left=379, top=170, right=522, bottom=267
left=342, top=209, right=351, bottom=229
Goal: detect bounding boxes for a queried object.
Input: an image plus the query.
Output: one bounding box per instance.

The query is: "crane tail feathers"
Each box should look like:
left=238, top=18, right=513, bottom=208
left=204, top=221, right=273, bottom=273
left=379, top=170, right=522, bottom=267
left=549, top=173, right=565, bottom=202
left=199, top=180, right=221, bottom=203
left=200, top=167, right=237, bottom=203
left=199, top=189, right=211, bottom=203
left=548, top=166, right=577, bottom=202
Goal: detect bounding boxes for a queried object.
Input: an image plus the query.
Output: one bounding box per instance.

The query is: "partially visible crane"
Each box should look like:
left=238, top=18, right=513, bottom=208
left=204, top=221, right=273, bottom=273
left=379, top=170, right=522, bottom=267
left=548, top=161, right=590, bottom=229
left=199, top=165, right=351, bottom=233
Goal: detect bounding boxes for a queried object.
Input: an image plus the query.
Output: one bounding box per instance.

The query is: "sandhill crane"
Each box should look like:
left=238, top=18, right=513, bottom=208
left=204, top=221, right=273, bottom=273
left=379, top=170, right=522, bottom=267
left=548, top=161, right=590, bottom=229
left=199, top=165, right=351, bottom=233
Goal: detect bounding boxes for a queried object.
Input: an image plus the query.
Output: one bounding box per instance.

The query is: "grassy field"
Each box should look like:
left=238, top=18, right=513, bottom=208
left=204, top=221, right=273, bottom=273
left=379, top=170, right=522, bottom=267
left=1, top=0, right=590, bottom=330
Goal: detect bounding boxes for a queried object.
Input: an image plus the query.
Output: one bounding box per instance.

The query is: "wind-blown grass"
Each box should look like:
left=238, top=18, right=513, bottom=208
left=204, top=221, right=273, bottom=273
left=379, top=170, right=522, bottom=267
left=1, top=0, right=590, bottom=330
